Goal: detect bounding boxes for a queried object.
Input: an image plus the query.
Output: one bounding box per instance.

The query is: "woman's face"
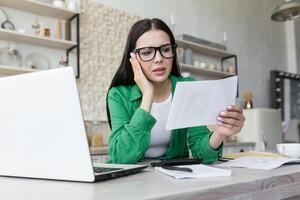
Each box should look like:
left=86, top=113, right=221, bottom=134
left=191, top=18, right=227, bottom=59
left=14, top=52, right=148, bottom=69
left=134, top=30, right=173, bottom=83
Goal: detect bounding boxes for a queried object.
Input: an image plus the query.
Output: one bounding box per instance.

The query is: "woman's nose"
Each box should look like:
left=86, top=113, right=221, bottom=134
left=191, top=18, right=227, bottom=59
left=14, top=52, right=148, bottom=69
left=153, top=50, right=163, bottom=63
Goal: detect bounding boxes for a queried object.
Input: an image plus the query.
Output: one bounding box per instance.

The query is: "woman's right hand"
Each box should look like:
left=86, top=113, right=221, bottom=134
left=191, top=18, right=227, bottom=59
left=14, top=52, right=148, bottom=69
left=129, top=53, right=154, bottom=112
left=129, top=53, right=154, bottom=97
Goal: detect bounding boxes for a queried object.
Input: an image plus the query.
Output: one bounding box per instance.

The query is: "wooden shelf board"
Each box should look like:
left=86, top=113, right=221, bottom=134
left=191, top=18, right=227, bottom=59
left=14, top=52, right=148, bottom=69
left=0, top=0, right=79, bottom=19
left=0, top=28, right=77, bottom=50
left=0, top=65, right=39, bottom=75
left=176, top=39, right=235, bottom=58
left=180, top=63, right=235, bottom=78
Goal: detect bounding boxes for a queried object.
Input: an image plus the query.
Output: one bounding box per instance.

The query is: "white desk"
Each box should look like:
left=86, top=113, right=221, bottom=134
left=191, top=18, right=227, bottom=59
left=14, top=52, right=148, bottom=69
left=1, top=163, right=300, bottom=200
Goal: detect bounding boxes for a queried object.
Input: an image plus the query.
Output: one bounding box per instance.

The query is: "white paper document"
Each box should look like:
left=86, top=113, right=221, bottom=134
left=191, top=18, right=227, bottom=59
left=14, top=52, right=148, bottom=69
left=155, top=164, right=232, bottom=179
left=215, top=156, right=300, bottom=170
left=166, top=76, right=238, bottom=130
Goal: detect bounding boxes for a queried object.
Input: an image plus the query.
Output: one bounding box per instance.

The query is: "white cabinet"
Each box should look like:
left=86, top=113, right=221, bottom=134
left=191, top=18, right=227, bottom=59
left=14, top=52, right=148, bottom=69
left=237, top=108, right=283, bottom=152
left=223, top=142, right=255, bottom=154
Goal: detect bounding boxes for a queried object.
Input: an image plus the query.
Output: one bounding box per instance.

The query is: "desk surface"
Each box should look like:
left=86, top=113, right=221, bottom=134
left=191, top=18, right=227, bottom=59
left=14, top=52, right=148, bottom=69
left=1, top=163, right=300, bottom=200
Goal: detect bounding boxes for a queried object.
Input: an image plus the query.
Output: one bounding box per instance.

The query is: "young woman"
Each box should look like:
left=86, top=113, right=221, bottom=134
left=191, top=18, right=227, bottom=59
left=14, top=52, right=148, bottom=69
left=106, top=18, right=245, bottom=164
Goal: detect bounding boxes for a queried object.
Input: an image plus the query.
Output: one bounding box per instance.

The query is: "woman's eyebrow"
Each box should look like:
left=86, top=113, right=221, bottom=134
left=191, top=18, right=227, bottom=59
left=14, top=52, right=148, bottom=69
left=135, top=43, right=171, bottom=49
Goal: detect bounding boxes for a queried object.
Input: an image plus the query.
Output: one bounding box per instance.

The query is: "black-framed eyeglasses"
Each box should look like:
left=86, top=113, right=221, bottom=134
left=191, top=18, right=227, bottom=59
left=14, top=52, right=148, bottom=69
left=133, top=44, right=177, bottom=62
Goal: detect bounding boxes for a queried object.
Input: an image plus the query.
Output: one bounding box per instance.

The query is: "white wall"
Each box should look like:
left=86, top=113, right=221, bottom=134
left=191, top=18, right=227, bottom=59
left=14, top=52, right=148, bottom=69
left=94, top=0, right=287, bottom=108
left=296, top=19, right=300, bottom=73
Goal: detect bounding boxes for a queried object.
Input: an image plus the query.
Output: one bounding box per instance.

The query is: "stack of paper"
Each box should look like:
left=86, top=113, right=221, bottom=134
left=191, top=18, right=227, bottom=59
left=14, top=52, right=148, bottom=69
left=155, top=164, right=231, bottom=179
left=215, top=156, right=300, bottom=170
left=223, top=151, right=285, bottom=159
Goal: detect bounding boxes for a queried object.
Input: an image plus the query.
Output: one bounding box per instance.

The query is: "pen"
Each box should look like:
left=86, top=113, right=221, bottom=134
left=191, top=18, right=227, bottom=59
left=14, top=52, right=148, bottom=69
left=162, top=165, right=193, bottom=173
left=218, top=158, right=234, bottom=162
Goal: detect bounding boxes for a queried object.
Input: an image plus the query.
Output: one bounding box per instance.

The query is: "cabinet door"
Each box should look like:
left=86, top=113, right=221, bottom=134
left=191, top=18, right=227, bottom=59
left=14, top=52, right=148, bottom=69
left=223, top=145, right=254, bottom=154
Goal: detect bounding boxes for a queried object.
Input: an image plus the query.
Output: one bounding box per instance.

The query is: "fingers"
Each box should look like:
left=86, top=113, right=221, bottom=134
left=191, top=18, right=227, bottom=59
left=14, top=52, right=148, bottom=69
left=130, top=59, right=138, bottom=77
left=217, top=116, right=241, bottom=128
left=219, top=107, right=245, bottom=121
left=129, top=53, right=149, bottom=91
left=217, top=105, right=245, bottom=137
left=130, top=53, right=142, bottom=78
left=129, top=53, right=137, bottom=69
left=226, top=105, right=243, bottom=113
left=218, top=112, right=245, bottom=128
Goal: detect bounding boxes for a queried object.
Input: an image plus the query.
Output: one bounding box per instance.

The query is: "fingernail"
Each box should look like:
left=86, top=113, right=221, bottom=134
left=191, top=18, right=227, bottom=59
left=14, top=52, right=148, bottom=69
left=130, top=53, right=133, bottom=58
left=220, top=112, right=226, bottom=116
left=217, top=117, right=222, bottom=120
left=227, top=106, right=232, bottom=109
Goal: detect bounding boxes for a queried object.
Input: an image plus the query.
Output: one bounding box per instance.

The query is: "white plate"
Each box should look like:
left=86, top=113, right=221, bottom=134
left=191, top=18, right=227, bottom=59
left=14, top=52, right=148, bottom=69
left=25, top=53, right=51, bottom=70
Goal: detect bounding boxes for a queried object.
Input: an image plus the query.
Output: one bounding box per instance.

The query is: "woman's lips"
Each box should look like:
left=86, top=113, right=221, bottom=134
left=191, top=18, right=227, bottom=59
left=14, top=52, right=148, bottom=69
left=153, top=67, right=166, bottom=76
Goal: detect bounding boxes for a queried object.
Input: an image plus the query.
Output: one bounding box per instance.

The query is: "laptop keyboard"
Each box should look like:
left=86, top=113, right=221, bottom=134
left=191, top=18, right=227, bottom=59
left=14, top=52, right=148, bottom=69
left=94, top=167, right=122, bottom=173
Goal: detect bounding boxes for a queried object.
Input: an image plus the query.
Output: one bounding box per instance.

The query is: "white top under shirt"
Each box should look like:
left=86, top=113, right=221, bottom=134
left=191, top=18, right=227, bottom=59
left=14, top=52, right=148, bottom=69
left=144, top=93, right=172, bottom=158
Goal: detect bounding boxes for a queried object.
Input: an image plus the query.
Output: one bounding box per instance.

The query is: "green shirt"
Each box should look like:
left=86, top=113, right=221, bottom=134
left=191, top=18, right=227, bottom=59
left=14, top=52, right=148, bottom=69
left=107, top=75, right=223, bottom=164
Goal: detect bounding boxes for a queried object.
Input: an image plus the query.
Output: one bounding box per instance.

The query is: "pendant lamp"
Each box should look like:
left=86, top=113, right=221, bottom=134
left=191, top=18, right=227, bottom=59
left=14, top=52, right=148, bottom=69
left=271, top=0, right=300, bottom=22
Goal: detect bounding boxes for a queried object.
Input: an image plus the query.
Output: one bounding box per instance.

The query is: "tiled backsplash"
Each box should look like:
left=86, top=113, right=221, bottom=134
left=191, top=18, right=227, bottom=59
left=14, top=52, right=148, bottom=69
left=78, top=0, right=141, bottom=122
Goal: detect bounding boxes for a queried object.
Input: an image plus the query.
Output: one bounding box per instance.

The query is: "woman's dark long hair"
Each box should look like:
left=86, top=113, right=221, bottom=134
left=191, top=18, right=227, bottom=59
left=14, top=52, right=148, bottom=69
left=106, top=18, right=181, bottom=129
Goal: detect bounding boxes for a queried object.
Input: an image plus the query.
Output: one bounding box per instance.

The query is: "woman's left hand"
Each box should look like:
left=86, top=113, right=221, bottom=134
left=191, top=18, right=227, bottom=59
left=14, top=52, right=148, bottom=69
left=217, top=105, right=245, bottom=138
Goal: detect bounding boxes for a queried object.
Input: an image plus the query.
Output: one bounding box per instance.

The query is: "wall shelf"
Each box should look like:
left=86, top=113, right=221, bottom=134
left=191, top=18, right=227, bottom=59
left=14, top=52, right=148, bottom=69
left=0, top=65, right=38, bottom=75
left=0, top=0, right=80, bottom=77
left=0, top=0, right=79, bottom=20
left=0, top=28, right=77, bottom=50
left=180, top=63, right=234, bottom=78
left=175, top=37, right=238, bottom=79
left=176, top=39, right=234, bottom=58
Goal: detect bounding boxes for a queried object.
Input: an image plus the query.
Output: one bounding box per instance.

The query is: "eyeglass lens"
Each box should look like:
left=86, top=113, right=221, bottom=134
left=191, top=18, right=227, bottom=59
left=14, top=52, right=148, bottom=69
left=137, top=44, right=175, bottom=61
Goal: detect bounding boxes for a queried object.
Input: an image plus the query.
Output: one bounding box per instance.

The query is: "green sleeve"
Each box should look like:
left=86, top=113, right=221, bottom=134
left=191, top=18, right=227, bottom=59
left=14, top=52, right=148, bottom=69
left=107, top=88, right=156, bottom=164
left=188, top=126, right=223, bottom=164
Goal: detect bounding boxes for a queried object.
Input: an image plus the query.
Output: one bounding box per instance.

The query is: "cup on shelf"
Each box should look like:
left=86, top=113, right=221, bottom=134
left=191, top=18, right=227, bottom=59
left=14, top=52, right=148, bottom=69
left=176, top=47, right=184, bottom=63
left=52, top=0, right=65, bottom=9
left=66, top=0, right=78, bottom=11
left=184, top=48, right=193, bottom=65
left=31, top=19, right=40, bottom=36
left=85, top=121, right=103, bottom=147
left=57, top=55, right=68, bottom=67
left=208, top=63, right=216, bottom=71
left=227, top=65, right=235, bottom=74
left=90, top=134, right=103, bottom=147
left=199, top=62, right=207, bottom=69
left=193, top=60, right=200, bottom=68
left=39, top=22, right=50, bottom=37
left=40, top=28, right=51, bottom=37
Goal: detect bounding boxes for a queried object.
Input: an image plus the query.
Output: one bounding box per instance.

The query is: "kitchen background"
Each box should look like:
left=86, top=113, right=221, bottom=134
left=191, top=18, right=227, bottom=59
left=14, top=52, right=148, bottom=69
left=0, top=0, right=299, bottom=151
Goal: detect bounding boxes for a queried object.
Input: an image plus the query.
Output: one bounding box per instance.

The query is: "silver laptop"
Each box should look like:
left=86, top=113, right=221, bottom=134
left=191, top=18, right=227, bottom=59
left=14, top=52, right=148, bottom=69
left=0, top=67, right=147, bottom=182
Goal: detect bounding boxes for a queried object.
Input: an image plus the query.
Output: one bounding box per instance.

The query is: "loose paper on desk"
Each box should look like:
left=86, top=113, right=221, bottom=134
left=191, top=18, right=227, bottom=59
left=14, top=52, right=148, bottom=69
left=215, top=156, right=300, bottom=170
left=155, top=164, right=231, bottom=179
left=166, top=76, right=238, bottom=130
